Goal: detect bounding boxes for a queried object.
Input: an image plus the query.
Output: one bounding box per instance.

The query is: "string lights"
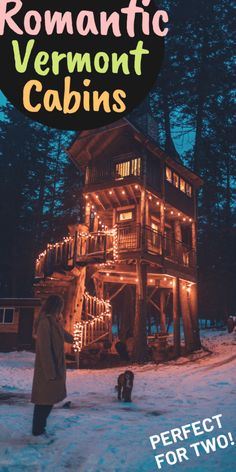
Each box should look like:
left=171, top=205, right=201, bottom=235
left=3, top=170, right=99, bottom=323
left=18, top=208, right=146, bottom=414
left=73, top=292, right=112, bottom=353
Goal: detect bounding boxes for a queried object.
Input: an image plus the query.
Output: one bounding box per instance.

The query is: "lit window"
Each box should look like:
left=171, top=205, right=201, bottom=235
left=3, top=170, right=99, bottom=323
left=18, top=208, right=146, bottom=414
left=180, top=178, right=186, bottom=193
left=151, top=222, right=158, bottom=232
left=115, top=158, right=141, bottom=179
left=166, top=167, right=172, bottom=183
left=173, top=173, right=179, bottom=188
left=115, top=161, right=130, bottom=179
left=119, top=211, right=133, bottom=222
left=186, top=183, right=192, bottom=197
left=131, top=158, right=141, bottom=176
left=183, top=252, right=190, bottom=267
left=0, top=308, right=14, bottom=324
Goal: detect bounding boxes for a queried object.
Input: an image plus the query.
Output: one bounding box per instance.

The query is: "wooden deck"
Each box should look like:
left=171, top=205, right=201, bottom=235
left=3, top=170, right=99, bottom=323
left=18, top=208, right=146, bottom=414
left=35, top=223, right=196, bottom=278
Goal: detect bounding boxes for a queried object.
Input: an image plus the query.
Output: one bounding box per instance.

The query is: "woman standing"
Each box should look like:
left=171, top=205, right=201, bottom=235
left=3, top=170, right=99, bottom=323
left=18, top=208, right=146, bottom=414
left=31, top=294, right=74, bottom=436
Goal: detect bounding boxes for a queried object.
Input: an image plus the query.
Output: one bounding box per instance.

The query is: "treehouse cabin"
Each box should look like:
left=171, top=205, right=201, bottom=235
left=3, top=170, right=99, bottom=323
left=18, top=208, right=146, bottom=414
left=35, top=118, right=203, bottom=363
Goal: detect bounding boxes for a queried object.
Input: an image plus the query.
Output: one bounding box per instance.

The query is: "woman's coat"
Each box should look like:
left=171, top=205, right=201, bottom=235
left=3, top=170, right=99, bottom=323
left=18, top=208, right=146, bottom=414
left=31, top=315, right=73, bottom=405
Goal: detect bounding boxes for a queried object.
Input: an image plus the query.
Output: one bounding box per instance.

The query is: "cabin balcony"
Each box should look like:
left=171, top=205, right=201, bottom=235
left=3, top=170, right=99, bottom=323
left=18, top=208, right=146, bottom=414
left=35, top=224, right=196, bottom=278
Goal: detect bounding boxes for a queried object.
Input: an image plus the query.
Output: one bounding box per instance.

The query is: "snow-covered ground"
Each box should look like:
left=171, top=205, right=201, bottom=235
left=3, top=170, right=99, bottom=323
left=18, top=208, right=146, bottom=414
left=0, top=329, right=235, bottom=472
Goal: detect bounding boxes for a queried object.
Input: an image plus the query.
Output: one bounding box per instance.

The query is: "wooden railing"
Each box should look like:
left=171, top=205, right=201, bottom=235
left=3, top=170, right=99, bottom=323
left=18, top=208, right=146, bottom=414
left=35, top=231, right=114, bottom=277
left=73, top=293, right=112, bottom=353
left=145, top=226, right=196, bottom=268
left=35, top=224, right=196, bottom=277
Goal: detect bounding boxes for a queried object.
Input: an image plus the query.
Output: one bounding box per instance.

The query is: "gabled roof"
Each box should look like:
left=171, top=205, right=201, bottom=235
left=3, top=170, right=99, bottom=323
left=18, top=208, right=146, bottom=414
left=67, top=118, right=203, bottom=188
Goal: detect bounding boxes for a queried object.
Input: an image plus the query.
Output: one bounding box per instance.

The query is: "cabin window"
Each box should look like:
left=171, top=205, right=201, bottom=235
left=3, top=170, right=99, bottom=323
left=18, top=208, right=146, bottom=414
left=118, top=210, right=133, bottom=222
left=151, top=222, right=158, bottom=232
left=166, top=167, right=172, bottom=183
left=151, top=221, right=159, bottom=248
left=116, top=161, right=130, bottom=179
left=0, top=308, right=14, bottom=324
left=165, top=166, right=193, bottom=198
left=131, top=158, right=141, bottom=176
left=115, top=158, right=141, bottom=179
left=186, top=183, right=192, bottom=197
left=180, top=178, right=186, bottom=193
left=173, top=173, right=179, bottom=188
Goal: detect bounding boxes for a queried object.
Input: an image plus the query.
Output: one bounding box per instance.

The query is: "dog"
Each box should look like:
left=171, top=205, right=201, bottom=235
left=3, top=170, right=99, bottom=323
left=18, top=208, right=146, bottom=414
left=116, top=370, right=134, bottom=402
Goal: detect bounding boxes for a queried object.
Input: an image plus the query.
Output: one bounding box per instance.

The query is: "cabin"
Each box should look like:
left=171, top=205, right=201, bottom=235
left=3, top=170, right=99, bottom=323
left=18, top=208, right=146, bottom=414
left=34, top=118, right=203, bottom=363
left=0, top=298, right=41, bottom=351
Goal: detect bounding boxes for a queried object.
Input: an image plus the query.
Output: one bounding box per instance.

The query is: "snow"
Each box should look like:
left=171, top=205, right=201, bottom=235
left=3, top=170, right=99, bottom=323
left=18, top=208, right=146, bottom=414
left=0, top=330, right=236, bottom=471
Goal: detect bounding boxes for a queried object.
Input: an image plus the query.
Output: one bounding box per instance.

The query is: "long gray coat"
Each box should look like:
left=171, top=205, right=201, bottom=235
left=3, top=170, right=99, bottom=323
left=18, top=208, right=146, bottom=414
left=31, top=315, right=73, bottom=405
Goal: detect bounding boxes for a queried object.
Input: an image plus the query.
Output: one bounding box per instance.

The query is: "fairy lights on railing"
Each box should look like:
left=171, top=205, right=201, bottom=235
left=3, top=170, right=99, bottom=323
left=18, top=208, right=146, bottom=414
left=73, top=292, right=112, bottom=353
left=35, top=224, right=119, bottom=276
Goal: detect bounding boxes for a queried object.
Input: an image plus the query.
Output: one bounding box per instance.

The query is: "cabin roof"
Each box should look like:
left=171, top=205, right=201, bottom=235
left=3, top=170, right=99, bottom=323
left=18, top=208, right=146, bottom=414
left=0, top=298, right=41, bottom=307
left=67, top=118, right=203, bottom=187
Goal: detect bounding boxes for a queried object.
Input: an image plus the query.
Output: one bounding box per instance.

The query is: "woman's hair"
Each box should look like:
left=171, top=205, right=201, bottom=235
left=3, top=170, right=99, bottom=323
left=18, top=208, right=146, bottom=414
left=40, top=294, right=64, bottom=317
left=33, top=295, right=64, bottom=336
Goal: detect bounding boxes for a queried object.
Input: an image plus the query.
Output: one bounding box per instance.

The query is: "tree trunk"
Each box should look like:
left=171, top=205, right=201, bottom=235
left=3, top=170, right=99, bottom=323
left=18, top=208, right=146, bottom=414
left=173, top=277, right=181, bottom=357
left=132, top=261, right=148, bottom=362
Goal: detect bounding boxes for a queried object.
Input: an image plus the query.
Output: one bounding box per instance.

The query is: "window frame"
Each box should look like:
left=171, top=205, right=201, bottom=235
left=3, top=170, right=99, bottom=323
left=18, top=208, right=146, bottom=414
left=115, top=157, right=141, bottom=180
left=173, top=172, right=180, bottom=189
left=117, top=209, right=134, bottom=223
left=165, top=166, right=193, bottom=199
left=180, top=178, right=186, bottom=193
left=0, top=307, right=15, bottom=324
left=165, top=166, right=172, bottom=183
left=185, top=182, right=192, bottom=198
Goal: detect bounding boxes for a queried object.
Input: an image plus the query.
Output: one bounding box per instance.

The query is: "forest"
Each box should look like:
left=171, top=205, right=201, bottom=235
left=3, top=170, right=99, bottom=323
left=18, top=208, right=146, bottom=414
left=0, top=0, right=235, bottom=320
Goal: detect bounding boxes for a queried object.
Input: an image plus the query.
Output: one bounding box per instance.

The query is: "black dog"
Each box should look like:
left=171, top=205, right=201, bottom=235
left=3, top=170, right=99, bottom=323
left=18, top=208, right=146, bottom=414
left=116, top=370, right=134, bottom=402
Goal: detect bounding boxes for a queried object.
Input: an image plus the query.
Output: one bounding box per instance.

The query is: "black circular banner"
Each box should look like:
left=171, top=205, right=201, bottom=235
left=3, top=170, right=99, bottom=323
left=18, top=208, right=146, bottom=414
left=0, top=0, right=166, bottom=130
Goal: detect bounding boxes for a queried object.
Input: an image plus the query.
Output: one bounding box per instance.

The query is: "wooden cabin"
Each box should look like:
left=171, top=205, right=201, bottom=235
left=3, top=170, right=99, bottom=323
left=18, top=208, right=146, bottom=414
left=0, top=298, right=41, bottom=351
left=35, top=118, right=203, bottom=362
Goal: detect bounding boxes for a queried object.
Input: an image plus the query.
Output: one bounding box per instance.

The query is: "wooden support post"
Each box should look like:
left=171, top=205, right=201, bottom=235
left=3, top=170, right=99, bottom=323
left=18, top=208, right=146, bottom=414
left=174, top=219, right=182, bottom=263
left=132, top=261, right=148, bottom=362
left=160, top=290, right=166, bottom=334
left=160, top=203, right=165, bottom=234
left=94, top=277, right=104, bottom=300
left=85, top=204, right=91, bottom=229
left=94, top=215, right=99, bottom=232
left=173, top=277, right=181, bottom=357
left=146, top=196, right=150, bottom=227
left=191, top=221, right=197, bottom=251
left=140, top=189, right=146, bottom=250
left=188, top=283, right=201, bottom=351
left=160, top=203, right=165, bottom=256
left=73, top=231, right=78, bottom=267
left=191, top=221, right=197, bottom=267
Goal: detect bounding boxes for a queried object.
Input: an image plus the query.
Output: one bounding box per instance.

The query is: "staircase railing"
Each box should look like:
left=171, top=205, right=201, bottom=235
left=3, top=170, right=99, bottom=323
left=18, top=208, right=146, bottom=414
left=73, top=293, right=112, bottom=354
left=35, top=230, right=114, bottom=277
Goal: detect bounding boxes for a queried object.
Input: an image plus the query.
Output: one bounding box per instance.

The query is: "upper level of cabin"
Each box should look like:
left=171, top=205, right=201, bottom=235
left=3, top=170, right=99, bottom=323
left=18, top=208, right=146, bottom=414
left=68, top=119, right=202, bottom=219
left=35, top=119, right=202, bottom=282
